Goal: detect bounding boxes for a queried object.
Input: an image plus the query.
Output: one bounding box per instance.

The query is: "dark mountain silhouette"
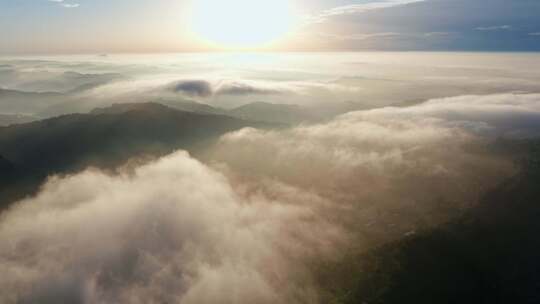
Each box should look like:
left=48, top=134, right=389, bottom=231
left=100, top=101, right=315, bottom=125
left=95, top=101, right=312, bottom=125
left=38, top=99, right=360, bottom=126
left=90, top=102, right=179, bottom=115
left=0, top=102, right=273, bottom=210
left=0, top=154, right=15, bottom=172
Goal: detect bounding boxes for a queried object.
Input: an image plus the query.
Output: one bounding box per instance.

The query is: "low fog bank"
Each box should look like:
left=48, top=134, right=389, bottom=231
left=209, top=93, right=535, bottom=247
left=3, top=92, right=540, bottom=302
left=2, top=53, right=540, bottom=124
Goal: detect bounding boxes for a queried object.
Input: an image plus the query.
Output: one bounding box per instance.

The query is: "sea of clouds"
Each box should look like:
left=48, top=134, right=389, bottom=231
left=2, top=53, right=540, bottom=115
left=3, top=90, right=540, bottom=302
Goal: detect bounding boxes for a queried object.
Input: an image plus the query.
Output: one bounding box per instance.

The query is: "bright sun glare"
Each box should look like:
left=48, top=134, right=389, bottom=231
left=192, top=0, right=294, bottom=49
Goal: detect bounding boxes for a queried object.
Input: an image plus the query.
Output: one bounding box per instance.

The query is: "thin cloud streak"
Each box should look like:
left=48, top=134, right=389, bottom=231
left=48, top=0, right=80, bottom=8
left=476, top=25, right=512, bottom=31
left=307, top=0, right=425, bottom=24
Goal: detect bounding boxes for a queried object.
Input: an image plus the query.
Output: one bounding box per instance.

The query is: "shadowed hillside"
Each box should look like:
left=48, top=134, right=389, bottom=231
left=0, top=102, right=273, bottom=210
left=0, top=154, right=15, bottom=175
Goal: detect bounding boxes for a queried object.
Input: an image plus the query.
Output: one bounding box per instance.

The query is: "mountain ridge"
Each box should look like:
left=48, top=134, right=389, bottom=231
left=0, top=102, right=275, bottom=210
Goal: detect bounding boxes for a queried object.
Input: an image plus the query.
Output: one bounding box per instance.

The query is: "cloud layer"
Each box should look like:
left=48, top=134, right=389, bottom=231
left=0, top=151, right=340, bottom=303
left=2, top=54, right=540, bottom=116
left=3, top=92, right=539, bottom=302
left=211, top=94, right=523, bottom=218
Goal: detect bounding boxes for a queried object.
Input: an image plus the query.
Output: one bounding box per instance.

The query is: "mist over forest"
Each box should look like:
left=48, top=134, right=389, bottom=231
left=1, top=52, right=540, bottom=303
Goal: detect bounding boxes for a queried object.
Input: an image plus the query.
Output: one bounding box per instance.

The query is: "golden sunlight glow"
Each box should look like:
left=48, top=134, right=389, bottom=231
left=192, top=0, right=295, bottom=49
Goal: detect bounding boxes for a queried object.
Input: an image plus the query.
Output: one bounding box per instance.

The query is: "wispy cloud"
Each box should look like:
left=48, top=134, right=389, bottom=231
left=309, top=0, right=425, bottom=24
left=529, top=32, right=540, bottom=36
left=48, top=0, right=79, bottom=8
left=317, top=32, right=403, bottom=41
left=305, top=31, right=453, bottom=44
left=423, top=32, right=453, bottom=37
left=61, top=3, right=80, bottom=8
left=476, top=25, right=511, bottom=31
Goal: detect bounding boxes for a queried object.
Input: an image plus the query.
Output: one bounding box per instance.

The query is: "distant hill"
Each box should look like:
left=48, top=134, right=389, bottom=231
left=40, top=99, right=350, bottom=126
left=0, top=114, right=36, bottom=126
left=0, top=102, right=273, bottom=210
left=41, top=99, right=355, bottom=126
left=94, top=101, right=314, bottom=125
left=0, top=102, right=271, bottom=172
left=155, top=99, right=227, bottom=116
left=90, top=102, right=177, bottom=115
left=91, top=100, right=226, bottom=116
left=0, top=88, right=67, bottom=113
left=40, top=99, right=227, bottom=120
left=93, top=101, right=319, bottom=125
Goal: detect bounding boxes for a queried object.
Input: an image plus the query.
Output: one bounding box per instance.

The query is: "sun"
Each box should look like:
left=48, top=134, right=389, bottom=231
left=191, top=0, right=294, bottom=49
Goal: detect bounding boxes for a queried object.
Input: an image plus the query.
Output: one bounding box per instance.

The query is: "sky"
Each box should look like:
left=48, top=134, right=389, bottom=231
left=1, top=0, right=540, bottom=54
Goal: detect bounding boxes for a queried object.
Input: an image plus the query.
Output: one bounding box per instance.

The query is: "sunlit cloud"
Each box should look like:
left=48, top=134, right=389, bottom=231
left=5, top=91, right=536, bottom=302
left=0, top=151, right=342, bottom=303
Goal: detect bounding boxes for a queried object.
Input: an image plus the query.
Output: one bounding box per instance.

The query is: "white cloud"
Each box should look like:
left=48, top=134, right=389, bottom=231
left=359, top=93, right=540, bottom=137
left=48, top=0, right=79, bottom=8
left=61, top=3, right=80, bottom=8
left=211, top=94, right=525, bottom=237
left=476, top=25, right=512, bottom=31
left=212, top=94, right=540, bottom=218
left=0, top=151, right=341, bottom=303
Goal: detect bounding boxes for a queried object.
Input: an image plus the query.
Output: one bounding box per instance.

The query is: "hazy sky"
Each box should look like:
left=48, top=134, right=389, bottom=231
left=1, top=0, right=540, bottom=53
